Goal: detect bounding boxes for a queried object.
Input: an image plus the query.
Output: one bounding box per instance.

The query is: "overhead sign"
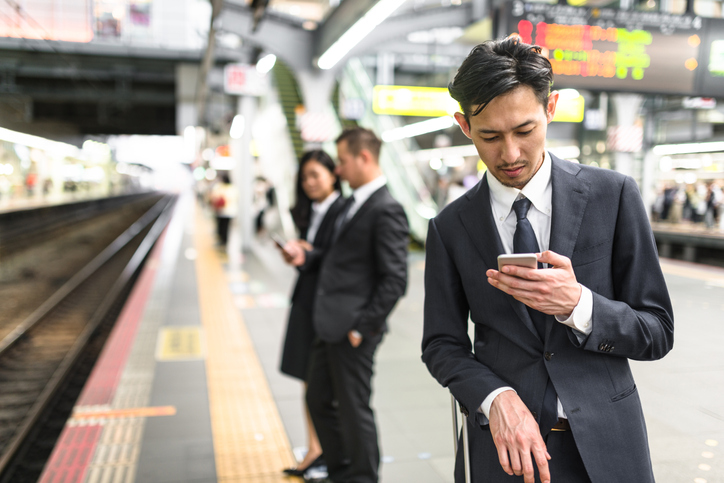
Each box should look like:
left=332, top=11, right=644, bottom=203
left=223, top=64, right=269, bottom=96
left=506, top=2, right=703, bottom=95
left=373, top=85, right=459, bottom=117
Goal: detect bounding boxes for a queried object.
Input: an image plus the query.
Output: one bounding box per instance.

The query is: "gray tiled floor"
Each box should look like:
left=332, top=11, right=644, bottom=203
left=237, top=239, right=724, bottom=483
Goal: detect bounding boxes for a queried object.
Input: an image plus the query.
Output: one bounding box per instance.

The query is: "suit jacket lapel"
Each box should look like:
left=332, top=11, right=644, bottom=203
left=546, top=155, right=590, bottom=339
left=315, top=195, right=346, bottom=246
left=459, top=176, right=541, bottom=341
left=549, top=155, right=589, bottom=261
left=336, top=185, right=386, bottom=238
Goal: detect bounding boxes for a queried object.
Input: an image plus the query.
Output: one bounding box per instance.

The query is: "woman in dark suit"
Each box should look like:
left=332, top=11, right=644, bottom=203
left=278, top=150, right=345, bottom=476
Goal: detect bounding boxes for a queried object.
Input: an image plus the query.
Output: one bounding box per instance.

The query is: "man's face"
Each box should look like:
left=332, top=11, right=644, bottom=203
left=335, top=140, right=364, bottom=189
left=455, top=85, right=557, bottom=189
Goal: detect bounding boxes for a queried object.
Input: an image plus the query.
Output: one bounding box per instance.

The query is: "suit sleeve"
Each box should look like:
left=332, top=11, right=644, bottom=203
left=572, top=176, right=674, bottom=361
left=355, top=203, right=409, bottom=335
left=299, top=247, right=324, bottom=273
left=421, top=218, right=509, bottom=419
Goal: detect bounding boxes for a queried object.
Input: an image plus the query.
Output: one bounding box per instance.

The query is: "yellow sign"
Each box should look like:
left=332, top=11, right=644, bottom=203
left=156, top=327, right=205, bottom=361
left=373, top=85, right=460, bottom=117
left=552, top=94, right=585, bottom=123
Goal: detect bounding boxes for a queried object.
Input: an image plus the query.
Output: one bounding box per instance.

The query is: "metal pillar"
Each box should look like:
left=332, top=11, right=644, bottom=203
left=612, top=94, right=643, bottom=177
left=231, top=95, right=257, bottom=253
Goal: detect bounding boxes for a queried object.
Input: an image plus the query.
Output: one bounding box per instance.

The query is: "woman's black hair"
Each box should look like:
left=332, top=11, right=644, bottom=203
left=290, top=150, right=341, bottom=233
left=448, top=36, right=554, bottom=120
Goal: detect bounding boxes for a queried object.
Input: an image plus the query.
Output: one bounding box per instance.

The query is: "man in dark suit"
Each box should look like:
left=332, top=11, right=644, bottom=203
left=288, top=128, right=409, bottom=483
left=421, top=38, right=674, bottom=483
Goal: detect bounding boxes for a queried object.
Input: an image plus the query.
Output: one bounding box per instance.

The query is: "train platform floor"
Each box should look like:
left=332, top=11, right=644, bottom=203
left=38, top=191, right=724, bottom=483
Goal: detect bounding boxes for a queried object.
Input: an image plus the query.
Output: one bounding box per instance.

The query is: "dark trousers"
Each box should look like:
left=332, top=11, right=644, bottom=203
left=216, top=216, right=230, bottom=245
left=455, top=422, right=591, bottom=483
left=306, top=333, right=383, bottom=483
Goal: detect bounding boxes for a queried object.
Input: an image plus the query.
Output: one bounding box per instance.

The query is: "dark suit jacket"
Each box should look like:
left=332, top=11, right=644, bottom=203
left=292, top=195, right=347, bottom=306
left=422, top=155, right=674, bottom=482
left=313, top=185, right=409, bottom=343
left=280, top=195, right=346, bottom=380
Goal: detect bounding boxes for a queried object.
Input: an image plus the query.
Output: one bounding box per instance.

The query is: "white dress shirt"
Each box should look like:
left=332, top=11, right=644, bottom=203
left=479, top=151, right=593, bottom=421
left=306, top=191, right=341, bottom=244
left=345, top=175, right=387, bottom=220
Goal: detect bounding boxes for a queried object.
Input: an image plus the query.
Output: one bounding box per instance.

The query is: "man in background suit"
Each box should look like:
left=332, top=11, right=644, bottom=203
left=287, top=127, right=409, bottom=483
left=421, top=38, right=674, bottom=483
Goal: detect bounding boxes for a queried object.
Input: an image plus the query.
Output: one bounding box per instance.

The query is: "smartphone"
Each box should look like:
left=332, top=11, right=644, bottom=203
left=497, top=253, right=538, bottom=271
left=270, top=233, right=287, bottom=250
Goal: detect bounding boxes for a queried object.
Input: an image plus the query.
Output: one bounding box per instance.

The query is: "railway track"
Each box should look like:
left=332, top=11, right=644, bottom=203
left=0, top=193, right=177, bottom=480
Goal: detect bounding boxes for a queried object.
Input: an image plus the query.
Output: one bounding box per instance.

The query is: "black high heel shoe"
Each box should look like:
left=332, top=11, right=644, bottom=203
left=283, top=454, right=325, bottom=477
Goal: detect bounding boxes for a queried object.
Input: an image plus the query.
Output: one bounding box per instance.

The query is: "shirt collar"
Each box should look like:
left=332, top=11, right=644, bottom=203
left=311, top=190, right=340, bottom=213
left=487, top=151, right=552, bottom=218
left=352, top=175, right=387, bottom=205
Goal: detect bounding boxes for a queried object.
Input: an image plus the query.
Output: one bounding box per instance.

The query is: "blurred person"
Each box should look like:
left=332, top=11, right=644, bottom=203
left=705, top=181, right=722, bottom=229
left=253, top=176, right=276, bottom=234
left=285, top=127, right=409, bottom=483
left=277, top=150, right=346, bottom=477
left=210, top=173, right=237, bottom=246
left=422, top=37, right=674, bottom=483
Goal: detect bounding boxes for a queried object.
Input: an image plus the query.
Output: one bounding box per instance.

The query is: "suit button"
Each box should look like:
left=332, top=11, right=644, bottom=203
left=544, top=352, right=554, bottom=361
left=599, top=343, right=606, bottom=351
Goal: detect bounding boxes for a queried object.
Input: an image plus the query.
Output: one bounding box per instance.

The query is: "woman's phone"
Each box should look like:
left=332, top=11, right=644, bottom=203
left=497, top=253, right=538, bottom=271
left=271, top=233, right=288, bottom=252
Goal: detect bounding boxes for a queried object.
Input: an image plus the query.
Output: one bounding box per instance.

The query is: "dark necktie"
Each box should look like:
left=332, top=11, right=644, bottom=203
left=332, top=195, right=355, bottom=242
left=512, top=196, right=558, bottom=436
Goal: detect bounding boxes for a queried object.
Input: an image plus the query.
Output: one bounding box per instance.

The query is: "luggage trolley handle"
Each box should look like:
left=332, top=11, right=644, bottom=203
left=450, top=394, right=472, bottom=483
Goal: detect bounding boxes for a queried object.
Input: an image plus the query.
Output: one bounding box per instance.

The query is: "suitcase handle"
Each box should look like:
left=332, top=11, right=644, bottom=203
left=450, top=394, right=472, bottom=483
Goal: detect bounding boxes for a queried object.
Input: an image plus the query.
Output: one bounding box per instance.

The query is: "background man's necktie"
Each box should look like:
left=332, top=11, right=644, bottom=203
left=512, top=196, right=558, bottom=436
left=332, top=195, right=355, bottom=243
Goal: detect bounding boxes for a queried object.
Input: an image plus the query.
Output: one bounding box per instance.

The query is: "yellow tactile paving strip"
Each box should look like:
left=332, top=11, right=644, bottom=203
left=193, top=205, right=296, bottom=482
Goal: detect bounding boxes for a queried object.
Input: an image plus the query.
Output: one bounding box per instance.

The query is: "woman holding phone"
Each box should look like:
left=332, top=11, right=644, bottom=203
left=277, top=149, right=345, bottom=477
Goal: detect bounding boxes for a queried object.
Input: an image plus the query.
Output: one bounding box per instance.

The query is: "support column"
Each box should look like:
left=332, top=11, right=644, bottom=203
left=231, top=95, right=257, bottom=253
left=175, top=63, right=199, bottom=135
left=612, top=93, right=643, bottom=177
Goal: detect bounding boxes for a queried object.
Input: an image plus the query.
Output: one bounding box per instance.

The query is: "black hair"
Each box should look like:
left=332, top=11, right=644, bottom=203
left=290, top=150, right=341, bottom=233
left=335, top=127, right=382, bottom=161
left=448, top=36, right=554, bottom=120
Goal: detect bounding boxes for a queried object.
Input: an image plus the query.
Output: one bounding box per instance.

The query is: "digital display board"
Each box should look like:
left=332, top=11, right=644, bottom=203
left=505, top=1, right=705, bottom=95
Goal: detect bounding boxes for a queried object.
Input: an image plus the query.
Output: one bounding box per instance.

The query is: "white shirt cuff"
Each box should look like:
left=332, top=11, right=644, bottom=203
left=478, top=387, right=516, bottom=419
left=555, top=284, right=593, bottom=336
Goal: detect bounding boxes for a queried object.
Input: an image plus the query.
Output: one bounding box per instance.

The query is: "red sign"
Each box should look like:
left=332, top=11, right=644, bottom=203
left=223, top=64, right=268, bottom=96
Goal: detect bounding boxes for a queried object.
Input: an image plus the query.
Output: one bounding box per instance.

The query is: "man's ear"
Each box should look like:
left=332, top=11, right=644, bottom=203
left=454, top=112, right=472, bottom=139
left=546, top=91, right=559, bottom=123
left=358, top=148, right=374, bottom=166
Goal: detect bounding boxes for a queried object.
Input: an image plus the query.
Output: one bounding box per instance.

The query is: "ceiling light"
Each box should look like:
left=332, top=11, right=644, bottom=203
left=381, top=116, right=455, bottom=142
left=318, top=0, right=407, bottom=70
left=256, top=54, right=277, bottom=74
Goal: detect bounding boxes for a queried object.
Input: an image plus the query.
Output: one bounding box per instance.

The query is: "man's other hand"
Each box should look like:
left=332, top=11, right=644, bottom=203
left=489, top=390, right=551, bottom=483
left=347, top=330, right=363, bottom=347
left=486, top=250, right=582, bottom=318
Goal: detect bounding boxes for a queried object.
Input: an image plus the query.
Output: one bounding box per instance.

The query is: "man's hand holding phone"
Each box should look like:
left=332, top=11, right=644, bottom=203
left=487, top=250, right=581, bottom=317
